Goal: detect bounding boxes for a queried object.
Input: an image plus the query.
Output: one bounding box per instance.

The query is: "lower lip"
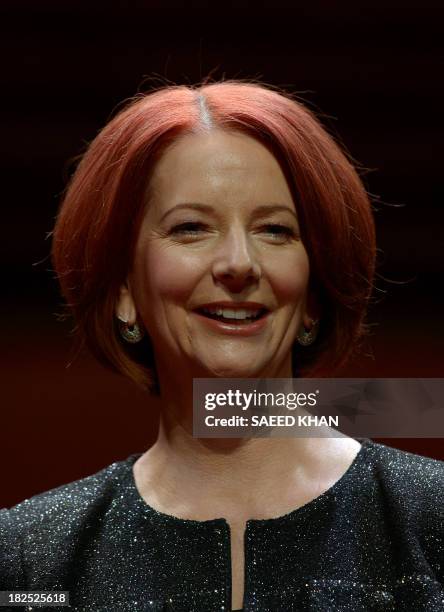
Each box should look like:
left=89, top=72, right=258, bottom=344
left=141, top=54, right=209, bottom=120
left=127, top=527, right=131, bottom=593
left=193, top=311, right=271, bottom=336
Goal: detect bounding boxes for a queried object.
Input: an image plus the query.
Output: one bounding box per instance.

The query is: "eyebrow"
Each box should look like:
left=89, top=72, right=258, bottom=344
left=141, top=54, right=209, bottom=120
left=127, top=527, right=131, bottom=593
left=160, top=202, right=298, bottom=222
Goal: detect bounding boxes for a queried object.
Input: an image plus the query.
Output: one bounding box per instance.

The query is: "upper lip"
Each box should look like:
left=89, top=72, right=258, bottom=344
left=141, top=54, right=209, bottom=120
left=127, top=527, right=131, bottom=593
left=195, top=301, right=269, bottom=311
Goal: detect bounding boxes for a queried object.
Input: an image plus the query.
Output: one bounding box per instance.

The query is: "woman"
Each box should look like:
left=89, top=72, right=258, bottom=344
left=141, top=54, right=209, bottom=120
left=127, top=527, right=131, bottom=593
left=1, top=81, right=443, bottom=611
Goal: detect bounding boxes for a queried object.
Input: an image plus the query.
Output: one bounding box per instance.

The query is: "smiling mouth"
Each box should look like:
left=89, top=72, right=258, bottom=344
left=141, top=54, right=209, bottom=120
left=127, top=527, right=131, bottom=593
left=195, top=307, right=269, bottom=324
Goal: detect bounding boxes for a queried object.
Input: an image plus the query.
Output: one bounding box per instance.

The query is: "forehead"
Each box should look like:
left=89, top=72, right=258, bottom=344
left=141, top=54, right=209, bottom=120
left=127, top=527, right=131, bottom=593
left=147, top=129, right=294, bottom=208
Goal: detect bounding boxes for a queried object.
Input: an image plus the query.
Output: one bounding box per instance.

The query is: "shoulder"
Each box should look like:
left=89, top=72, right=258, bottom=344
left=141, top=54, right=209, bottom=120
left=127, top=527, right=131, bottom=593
left=362, top=440, right=444, bottom=567
left=364, top=440, right=444, bottom=505
left=2, top=455, right=134, bottom=522
left=0, top=455, right=138, bottom=586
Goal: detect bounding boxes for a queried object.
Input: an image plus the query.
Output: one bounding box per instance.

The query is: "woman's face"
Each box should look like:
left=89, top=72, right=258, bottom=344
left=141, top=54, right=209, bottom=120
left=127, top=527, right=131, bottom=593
left=119, top=129, right=311, bottom=380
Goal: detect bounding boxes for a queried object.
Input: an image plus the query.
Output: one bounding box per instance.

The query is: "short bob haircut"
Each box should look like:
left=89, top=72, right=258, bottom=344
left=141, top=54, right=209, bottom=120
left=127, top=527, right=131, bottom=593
left=52, top=80, right=376, bottom=393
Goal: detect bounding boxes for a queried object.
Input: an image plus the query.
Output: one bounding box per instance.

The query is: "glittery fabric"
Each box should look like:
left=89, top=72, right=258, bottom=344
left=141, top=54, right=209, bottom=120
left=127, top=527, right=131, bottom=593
left=1, top=439, right=444, bottom=611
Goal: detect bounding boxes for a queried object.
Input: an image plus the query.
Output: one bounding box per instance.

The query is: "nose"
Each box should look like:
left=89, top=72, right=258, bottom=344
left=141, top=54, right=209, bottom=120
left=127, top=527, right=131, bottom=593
left=212, top=226, right=261, bottom=291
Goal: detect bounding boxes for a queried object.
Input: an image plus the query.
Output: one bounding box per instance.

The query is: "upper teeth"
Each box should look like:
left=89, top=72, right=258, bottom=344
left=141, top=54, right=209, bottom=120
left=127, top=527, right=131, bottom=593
left=202, top=307, right=261, bottom=319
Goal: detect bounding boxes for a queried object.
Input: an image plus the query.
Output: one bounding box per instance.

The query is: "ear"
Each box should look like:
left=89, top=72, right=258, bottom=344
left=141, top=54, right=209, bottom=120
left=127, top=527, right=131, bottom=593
left=115, top=281, right=137, bottom=326
left=302, top=290, right=321, bottom=328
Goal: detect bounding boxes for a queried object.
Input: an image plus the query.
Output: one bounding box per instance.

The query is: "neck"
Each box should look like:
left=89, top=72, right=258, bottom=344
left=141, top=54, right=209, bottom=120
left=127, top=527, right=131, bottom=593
left=134, top=362, right=361, bottom=522
left=152, top=349, right=295, bottom=434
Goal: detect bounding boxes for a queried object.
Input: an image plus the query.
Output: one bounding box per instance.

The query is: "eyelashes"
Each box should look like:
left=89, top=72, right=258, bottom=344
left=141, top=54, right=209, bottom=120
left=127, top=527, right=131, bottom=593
left=262, top=224, right=296, bottom=239
left=169, top=222, right=297, bottom=242
left=170, top=222, right=207, bottom=237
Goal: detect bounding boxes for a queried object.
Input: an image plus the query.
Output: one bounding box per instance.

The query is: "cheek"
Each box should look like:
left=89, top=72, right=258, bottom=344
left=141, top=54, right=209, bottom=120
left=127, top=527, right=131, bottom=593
left=266, top=249, right=310, bottom=305
left=135, top=245, right=204, bottom=307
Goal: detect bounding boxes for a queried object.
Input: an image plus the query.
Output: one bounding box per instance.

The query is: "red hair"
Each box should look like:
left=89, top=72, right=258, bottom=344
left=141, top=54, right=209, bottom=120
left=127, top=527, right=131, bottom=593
left=52, top=80, right=376, bottom=392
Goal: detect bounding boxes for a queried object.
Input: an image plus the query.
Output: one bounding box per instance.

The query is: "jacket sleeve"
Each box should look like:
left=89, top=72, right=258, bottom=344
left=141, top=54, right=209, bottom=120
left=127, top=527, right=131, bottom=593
left=0, top=508, right=26, bottom=588
left=377, top=445, right=444, bottom=586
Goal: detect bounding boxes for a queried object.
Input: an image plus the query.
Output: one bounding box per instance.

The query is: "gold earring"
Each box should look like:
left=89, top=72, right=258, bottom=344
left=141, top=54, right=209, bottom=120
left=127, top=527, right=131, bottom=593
left=297, top=318, right=319, bottom=346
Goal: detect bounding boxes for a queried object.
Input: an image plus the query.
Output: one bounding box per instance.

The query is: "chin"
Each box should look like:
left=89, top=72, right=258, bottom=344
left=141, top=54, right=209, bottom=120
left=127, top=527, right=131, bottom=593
left=202, top=361, right=266, bottom=379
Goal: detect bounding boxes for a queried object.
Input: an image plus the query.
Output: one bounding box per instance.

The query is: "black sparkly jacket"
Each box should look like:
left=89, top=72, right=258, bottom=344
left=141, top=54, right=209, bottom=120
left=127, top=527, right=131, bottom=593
left=1, top=440, right=444, bottom=611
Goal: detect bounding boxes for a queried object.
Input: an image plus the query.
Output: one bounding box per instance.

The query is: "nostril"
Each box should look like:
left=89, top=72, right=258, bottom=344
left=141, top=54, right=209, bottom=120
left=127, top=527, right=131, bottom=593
left=212, top=259, right=261, bottom=283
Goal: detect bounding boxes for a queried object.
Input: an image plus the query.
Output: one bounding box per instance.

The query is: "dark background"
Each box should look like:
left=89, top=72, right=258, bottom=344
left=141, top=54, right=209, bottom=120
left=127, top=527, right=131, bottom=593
left=2, top=0, right=443, bottom=508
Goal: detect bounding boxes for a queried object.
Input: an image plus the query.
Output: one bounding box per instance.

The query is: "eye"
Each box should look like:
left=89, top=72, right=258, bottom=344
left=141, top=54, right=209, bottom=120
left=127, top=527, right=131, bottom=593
left=261, top=224, right=296, bottom=242
left=170, top=222, right=208, bottom=237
